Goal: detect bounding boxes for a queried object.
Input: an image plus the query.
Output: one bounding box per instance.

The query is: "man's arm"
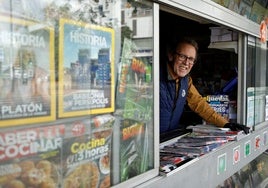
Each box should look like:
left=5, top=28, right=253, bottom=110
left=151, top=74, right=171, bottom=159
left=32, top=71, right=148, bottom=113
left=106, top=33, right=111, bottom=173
left=186, top=77, right=228, bottom=127
left=186, top=77, right=250, bottom=134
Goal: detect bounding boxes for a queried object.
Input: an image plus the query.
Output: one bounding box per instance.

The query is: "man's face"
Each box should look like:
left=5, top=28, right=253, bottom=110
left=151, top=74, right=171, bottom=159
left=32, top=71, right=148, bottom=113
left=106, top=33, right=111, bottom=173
left=168, top=43, right=196, bottom=78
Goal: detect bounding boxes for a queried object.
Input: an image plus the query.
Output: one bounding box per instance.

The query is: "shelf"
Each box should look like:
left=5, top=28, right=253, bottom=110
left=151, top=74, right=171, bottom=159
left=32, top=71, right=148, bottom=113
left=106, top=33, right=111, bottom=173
left=208, top=41, right=238, bottom=54
left=138, top=123, right=268, bottom=188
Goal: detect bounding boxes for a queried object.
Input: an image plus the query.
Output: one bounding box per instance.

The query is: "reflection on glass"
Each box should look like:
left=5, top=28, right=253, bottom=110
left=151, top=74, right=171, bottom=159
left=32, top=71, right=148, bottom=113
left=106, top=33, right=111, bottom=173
left=0, top=0, right=155, bottom=187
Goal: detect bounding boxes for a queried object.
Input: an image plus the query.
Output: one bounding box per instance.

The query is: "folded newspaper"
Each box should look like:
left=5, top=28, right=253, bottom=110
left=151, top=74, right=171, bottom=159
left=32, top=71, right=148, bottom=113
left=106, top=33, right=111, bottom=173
left=187, top=124, right=246, bottom=141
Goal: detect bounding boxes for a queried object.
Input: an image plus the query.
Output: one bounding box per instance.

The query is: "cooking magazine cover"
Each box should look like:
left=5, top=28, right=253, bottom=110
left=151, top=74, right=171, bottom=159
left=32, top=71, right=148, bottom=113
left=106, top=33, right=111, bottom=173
left=62, top=115, right=114, bottom=188
left=120, top=119, right=149, bottom=181
left=0, top=15, right=56, bottom=126
left=58, top=18, right=115, bottom=118
left=0, top=124, right=64, bottom=188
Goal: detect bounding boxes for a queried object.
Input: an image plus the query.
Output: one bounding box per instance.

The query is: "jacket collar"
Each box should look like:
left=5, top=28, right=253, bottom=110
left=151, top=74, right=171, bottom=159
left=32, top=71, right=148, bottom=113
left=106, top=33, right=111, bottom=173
left=167, top=63, right=178, bottom=81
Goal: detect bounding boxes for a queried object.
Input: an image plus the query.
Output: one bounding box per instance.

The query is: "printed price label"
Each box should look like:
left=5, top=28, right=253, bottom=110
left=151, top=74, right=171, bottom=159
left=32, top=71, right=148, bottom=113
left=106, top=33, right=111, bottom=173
left=71, top=122, right=86, bottom=136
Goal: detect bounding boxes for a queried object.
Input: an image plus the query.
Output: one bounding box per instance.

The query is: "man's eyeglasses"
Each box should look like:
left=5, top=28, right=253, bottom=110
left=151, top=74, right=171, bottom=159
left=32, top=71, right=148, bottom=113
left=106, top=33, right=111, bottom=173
left=175, top=52, right=196, bottom=65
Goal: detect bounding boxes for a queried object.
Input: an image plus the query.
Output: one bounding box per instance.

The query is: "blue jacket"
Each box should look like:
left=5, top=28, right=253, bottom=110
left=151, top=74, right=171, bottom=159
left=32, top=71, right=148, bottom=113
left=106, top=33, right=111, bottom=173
left=160, top=68, right=188, bottom=133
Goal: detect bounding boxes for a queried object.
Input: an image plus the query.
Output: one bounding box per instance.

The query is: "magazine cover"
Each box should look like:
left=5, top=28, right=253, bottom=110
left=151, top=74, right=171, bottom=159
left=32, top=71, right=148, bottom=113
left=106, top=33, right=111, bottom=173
left=0, top=15, right=56, bottom=126
left=206, top=95, right=229, bottom=120
left=116, top=38, right=134, bottom=109
left=0, top=124, right=64, bottom=188
left=58, top=18, right=115, bottom=118
left=238, top=1, right=252, bottom=18
left=123, top=56, right=153, bottom=121
left=116, top=38, right=153, bottom=121
left=62, top=115, right=114, bottom=188
left=249, top=1, right=266, bottom=24
left=247, top=87, right=255, bottom=127
left=242, top=0, right=255, bottom=6
left=120, top=119, right=149, bottom=181
left=159, top=154, right=190, bottom=174
left=247, top=87, right=266, bottom=127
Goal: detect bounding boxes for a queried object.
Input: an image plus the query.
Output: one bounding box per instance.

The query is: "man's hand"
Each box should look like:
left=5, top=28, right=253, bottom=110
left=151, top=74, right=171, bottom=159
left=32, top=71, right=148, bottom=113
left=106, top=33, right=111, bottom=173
left=224, top=123, right=250, bottom=134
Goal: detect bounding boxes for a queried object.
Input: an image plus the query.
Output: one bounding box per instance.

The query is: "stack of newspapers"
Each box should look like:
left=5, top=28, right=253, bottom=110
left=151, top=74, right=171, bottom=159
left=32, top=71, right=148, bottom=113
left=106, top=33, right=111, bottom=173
left=187, top=124, right=245, bottom=141
left=160, top=124, right=245, bottom=175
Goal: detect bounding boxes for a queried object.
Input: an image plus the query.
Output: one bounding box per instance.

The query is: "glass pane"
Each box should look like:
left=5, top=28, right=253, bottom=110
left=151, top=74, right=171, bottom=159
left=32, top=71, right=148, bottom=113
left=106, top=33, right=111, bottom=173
left=0, top=0, right=155, bottom=187
left=246, top=36, right=268, bottom=128
left=114, top=0, right=155, bottom=184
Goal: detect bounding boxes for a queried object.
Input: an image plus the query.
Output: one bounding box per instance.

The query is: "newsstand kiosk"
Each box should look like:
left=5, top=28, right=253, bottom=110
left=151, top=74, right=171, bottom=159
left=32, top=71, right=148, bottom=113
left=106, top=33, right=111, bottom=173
left=0, top=1, right=268, bottom=188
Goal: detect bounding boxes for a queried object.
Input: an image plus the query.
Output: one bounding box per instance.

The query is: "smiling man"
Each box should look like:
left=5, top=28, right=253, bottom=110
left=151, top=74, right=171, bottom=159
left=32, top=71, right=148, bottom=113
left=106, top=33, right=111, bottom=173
left=159, top=37, right=249, bottom=135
